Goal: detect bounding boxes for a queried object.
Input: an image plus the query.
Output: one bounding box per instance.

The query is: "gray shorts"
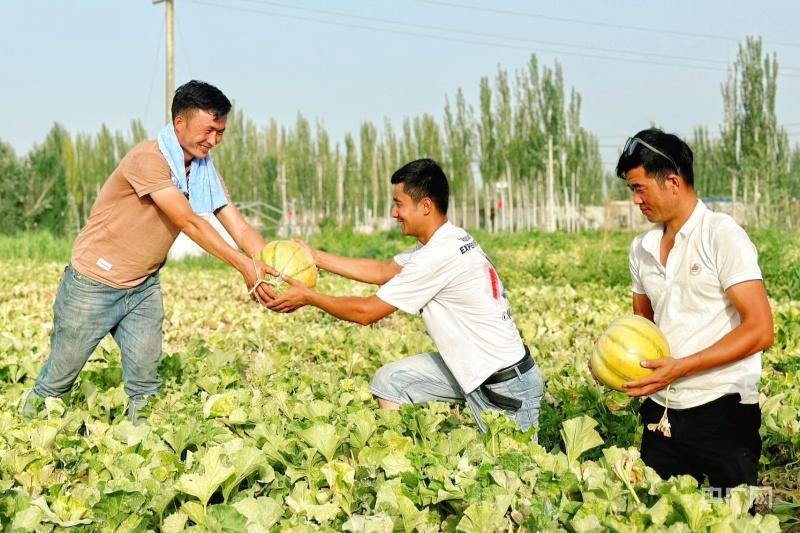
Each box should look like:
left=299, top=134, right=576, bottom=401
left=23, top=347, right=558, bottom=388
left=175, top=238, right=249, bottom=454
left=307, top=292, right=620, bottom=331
left=369, top=352, right=544, bottom=434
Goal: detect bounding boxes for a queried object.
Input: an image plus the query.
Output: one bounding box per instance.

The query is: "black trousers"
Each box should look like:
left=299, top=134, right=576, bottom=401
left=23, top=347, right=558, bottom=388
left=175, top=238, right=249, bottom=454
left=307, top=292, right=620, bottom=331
left=639, top=393, right=761, bottom=494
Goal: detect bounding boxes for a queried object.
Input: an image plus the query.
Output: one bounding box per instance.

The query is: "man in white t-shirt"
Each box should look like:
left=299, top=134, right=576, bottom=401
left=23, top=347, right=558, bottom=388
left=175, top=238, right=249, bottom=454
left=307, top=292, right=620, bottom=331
left=600, top=128, right=773, bottom=495
left=268, top=159, right=544, bottom=434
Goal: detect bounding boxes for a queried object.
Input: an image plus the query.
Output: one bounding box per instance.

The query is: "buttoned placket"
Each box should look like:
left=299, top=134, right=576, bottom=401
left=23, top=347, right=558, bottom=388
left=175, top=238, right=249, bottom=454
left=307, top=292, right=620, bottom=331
left=659, top=231, right=686, bottom=395
left=664, top=233, right=685, bottom=283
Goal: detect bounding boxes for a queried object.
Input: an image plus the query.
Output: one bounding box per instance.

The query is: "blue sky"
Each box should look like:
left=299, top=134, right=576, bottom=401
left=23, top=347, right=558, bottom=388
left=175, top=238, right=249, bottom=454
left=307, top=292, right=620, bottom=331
left=2, top=0, right=799, bottom=170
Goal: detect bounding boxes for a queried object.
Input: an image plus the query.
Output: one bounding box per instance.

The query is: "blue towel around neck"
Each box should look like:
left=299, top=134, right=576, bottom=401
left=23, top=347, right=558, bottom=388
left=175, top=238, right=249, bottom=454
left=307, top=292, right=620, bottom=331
left=156, top=123, right=228, bottom=214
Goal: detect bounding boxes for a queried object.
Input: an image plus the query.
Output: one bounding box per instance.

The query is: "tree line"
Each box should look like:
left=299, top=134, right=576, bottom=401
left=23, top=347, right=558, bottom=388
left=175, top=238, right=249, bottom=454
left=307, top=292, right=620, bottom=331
left=1, top=39, right=797, bottom=236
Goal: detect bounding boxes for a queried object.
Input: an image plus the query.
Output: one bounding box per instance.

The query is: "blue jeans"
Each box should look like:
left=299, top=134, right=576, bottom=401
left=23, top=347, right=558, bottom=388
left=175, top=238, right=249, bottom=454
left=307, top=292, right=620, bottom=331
left=32, top=265, right=164, bottom=400
left=370, top=352, right=544, bottom=434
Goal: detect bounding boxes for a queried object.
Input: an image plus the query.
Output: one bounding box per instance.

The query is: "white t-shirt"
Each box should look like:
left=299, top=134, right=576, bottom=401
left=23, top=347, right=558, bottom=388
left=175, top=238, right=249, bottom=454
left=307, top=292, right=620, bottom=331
left=377, top=222, right=526, bottom=394
left=629, top=200, right=763, bottom=409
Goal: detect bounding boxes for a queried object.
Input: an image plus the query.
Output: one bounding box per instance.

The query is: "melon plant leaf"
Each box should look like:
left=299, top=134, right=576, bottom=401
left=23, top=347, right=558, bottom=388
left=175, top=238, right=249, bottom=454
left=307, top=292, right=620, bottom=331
left=221, top=445, right=269, bottom=502
left=175, top=446, right=235, bottom=507
left=342, top=513, right=396, bottom=532
left=647, top=496, right=672, bottom=527
left=321, top=461, right=356, bottom=493
left=376, top=482, right=431, bottom=533
left=298, top=423, right=341, bottom=462
left=203, top=392, right=236, bottom=418
left=456, top=495, right=512, bottom=533
left=347, top=409, right=377, bottom=449
left=380, top=451, right=415, bottom=478
left=11, top=505, right=44, bottom=531
left=676, top=493, right=712, bottom=531
left=286, top=481, right=341, bottom=524
left=180, top=501, right=206, bottom=525
left=232, top=496, right=284, bottom=531
left=91, top=491, right=146, bottom=531
left=29, top=496, right=92, bottom=527
left=161, top=421, right=194, bottom=456
left=560, top=415, right=604, bottom=468
left=205, top=504, right=248, bottom=532
left=162, top=512, right=188, bottom=533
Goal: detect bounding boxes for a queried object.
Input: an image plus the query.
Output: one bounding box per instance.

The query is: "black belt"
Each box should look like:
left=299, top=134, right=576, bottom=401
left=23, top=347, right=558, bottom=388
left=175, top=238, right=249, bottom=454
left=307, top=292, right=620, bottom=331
left=484, top=345, right=534, bottom=384
left=479, top=345, right=535, bottom=411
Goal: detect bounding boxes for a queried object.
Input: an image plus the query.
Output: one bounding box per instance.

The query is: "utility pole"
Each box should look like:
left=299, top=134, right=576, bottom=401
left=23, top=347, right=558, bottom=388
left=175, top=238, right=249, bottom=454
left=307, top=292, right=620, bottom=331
left=153, top=0, right=175, bottom=124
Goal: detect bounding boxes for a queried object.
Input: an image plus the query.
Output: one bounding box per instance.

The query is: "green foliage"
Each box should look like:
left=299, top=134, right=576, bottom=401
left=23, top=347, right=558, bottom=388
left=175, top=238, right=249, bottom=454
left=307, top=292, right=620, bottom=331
left=0, top=231, right=796, bottom=529
left=692, top=37, right=799, bottom=226
left=2, top=52, right=609, bottom=235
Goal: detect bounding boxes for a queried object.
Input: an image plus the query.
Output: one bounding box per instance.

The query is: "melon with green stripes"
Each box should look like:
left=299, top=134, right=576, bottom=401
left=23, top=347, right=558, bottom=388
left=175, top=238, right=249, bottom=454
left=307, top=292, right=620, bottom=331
left=259, top=240, right=318, bottom=288
left=590, top=315, right=670, bottom=392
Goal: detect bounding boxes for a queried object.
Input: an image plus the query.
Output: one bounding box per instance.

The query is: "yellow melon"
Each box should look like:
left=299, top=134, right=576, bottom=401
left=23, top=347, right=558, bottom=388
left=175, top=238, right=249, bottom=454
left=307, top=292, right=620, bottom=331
left=259, top=240, right=318, bottom=288
left=590, top=315, right=670, bottom=392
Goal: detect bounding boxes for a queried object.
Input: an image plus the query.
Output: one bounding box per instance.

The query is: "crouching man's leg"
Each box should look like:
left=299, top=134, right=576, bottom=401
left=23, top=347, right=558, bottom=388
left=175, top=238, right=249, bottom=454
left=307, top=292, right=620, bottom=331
left=369, top=352, right=544, bottom=436
left=370, top=352, right=466, bottom=410
left=468, top=363, right=544, bottom=436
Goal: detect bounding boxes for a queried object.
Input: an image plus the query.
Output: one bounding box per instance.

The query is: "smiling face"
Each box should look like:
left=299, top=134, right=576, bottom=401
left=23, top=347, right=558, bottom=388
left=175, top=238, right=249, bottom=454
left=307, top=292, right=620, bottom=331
left=625, top=166, right=679, bottom=223
left=391, top=182, right=429, bottom=237
left=174, top=109, right=227, bottom=163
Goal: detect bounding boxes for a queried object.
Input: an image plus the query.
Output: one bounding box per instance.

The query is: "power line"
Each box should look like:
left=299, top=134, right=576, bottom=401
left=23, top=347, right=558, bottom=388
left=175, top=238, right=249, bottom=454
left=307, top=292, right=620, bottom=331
left=233, top=0, right=792, bottom=71
left=175, top=7, right=193, bottom=76
left=184, top=0, right=800, bottom=77
left=143, top=11, right=166, bottom=124
left=410, top=0, right=800, bottom=49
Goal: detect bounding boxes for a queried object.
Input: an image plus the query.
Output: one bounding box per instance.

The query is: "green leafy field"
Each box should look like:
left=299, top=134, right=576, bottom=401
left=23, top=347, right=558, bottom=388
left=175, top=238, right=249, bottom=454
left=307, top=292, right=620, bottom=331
left=0, top=230, right=798, bottom=531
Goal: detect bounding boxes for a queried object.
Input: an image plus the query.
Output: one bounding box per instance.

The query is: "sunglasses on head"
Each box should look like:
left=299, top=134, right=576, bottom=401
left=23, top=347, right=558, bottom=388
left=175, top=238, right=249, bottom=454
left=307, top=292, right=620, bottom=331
left=623, top=137, right=679, bottom=172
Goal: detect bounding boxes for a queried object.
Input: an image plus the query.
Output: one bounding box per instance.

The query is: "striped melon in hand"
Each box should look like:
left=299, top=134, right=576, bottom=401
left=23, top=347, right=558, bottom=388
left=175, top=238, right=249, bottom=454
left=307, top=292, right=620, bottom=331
left=590, top=315, right=670, bottom=392
left=259, top=240, right=318, bottom=288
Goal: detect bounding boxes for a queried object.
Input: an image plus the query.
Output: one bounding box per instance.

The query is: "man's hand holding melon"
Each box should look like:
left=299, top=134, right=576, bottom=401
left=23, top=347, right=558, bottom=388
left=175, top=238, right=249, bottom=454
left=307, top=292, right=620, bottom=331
left=589, top=315, right=683, bottom=397
left=257, top=239, right=319, bottom=313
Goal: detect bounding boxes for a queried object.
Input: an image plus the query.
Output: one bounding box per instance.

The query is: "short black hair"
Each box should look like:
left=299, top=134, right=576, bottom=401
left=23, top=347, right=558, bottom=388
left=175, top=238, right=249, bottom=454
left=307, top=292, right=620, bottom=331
left=615, top=128, right=694, bottom=187
left=171, top=80, right=232, bottom=120
left=391, top=159, right=449, bottom=214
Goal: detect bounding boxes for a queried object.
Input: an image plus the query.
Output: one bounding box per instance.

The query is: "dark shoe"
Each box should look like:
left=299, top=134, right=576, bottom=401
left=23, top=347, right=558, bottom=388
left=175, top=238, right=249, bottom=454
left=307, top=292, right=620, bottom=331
left=127, top=395, right=153, bottom=426
left=20, top=390, right=45, bottom=419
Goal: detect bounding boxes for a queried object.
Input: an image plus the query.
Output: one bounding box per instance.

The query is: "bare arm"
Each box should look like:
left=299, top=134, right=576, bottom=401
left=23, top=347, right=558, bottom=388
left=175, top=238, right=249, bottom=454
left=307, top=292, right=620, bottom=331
left=669, top=280, right=773, bottom=377
left=267, top=276, right=397, bottom=325
left=305, top=245, right=401, bottom=285
left=149, top=187, right=275, bottom=302
left=215, top=203, right=266, bottom=258
left=632, top=292, right=655, bottom=322
left=306, top=293, right=396, bottom=325
left=624, top=280, right=773, bottom=396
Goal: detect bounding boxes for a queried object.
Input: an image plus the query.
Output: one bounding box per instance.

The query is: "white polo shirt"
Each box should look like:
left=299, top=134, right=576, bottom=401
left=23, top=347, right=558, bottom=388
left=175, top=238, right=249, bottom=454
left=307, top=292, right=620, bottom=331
left=629, top=200, right=763, bottom=409
left=376, top=222, right=526, bottom=394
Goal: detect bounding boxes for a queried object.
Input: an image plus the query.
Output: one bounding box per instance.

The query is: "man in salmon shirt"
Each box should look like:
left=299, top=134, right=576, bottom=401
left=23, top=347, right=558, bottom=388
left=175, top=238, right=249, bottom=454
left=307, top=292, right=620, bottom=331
left=22, top=80, right=277, bottom=425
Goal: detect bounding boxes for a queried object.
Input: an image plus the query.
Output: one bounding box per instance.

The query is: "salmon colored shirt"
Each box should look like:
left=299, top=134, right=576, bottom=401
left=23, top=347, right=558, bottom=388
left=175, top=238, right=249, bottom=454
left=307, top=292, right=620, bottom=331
left=71, top=140, right=228, bottom=288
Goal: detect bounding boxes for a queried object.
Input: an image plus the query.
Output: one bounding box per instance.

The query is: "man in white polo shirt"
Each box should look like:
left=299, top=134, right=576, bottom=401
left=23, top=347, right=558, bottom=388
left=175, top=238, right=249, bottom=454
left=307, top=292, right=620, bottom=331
left=609, top=128, right=773, bottom=494
left=267, top=159, right=544, bottom=434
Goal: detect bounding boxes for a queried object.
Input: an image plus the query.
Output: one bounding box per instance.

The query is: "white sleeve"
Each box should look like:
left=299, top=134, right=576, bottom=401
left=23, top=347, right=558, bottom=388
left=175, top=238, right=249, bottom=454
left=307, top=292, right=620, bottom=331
left=713, top=223, right=762, bottom=290
left=393, top=244, right=422, bottom=267
left=629, top=238, right=645, bottom=294
left=376, top=259, right=449, bottom=314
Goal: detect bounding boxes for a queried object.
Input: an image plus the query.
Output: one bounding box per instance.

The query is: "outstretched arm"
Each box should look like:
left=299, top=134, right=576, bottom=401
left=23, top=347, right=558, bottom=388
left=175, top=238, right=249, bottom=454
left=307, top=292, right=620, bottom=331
left=296, top=241, right=401, bottom=285
left=267, top=276, right=397, bottom=325
left=215, top=203, right=267, bottom=258
left=149, top=187, right=277, bottom=303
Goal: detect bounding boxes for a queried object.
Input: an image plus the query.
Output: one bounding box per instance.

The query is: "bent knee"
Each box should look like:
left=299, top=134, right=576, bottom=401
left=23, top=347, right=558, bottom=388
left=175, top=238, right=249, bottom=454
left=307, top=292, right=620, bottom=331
left=369, top=364, right=403, bottom=400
